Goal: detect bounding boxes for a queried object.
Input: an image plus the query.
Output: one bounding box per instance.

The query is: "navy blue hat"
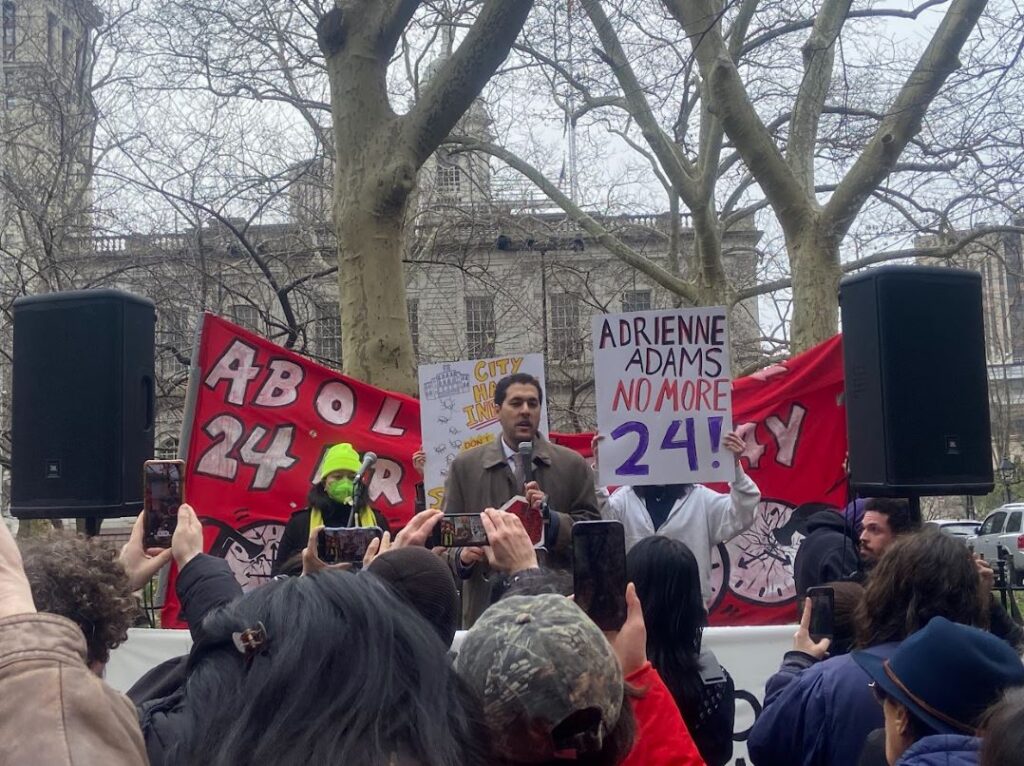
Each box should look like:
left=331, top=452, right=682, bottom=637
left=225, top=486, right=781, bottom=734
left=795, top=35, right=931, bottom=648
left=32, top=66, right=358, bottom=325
left=853, top=617, right=1024, bottom=735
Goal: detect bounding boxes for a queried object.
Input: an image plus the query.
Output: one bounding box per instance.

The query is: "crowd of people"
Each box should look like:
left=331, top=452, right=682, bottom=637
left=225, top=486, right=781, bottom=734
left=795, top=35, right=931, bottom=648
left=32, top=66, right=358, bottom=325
left=1, top=372, right=1023, bottom=766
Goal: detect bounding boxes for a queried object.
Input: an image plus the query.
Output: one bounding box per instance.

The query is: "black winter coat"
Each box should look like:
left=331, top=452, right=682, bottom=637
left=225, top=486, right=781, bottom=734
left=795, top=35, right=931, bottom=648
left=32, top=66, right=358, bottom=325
left=272, top=484, right=390, bottom=576
left=792, top=510, right=861, bottom=597
left=133, top=554, right=243, bottom=766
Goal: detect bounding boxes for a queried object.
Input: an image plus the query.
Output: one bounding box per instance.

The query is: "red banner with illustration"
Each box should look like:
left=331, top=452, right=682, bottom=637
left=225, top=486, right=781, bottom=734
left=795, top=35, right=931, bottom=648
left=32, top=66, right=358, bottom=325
left=163, top=314, right=846, bottom=628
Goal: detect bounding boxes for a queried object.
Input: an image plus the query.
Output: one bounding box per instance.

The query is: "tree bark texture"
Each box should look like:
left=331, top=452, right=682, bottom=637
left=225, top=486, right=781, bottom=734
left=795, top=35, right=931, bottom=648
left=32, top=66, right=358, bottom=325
left=319, top=0, right=533, bottom=395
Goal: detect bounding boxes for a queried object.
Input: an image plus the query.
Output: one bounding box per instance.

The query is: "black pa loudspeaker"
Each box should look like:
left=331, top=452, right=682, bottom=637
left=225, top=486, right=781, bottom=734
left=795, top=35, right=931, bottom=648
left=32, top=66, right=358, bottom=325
left=840, top=266, right=993, bottom=496
left=11, top=290, right=156, bottom=519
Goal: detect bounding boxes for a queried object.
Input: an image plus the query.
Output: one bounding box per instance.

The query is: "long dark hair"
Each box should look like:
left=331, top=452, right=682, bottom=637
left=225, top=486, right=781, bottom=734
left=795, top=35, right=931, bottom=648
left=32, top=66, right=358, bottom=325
left=626, top=536, right=706, bottom=720
left=177, top=571, right=490, bottom=766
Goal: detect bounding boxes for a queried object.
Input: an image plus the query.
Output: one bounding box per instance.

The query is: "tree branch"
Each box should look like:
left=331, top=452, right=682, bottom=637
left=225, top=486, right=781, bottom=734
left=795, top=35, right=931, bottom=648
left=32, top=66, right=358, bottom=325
left=787, top=0, right=852, bottom=194
left=664, top=0, right=814, bottom=236
left=402, top=0, right=534, bottom=166
left=448, top=136, right=700, bottom=303
left=822, top=0, right=989, bottom=239
left=581, top=0, right=699, bottom=202
left=733, top=225, right=1024, bottom=300
left=379, top=0, right=422, bottom=56
left=739, top=0, right=949, bottom=57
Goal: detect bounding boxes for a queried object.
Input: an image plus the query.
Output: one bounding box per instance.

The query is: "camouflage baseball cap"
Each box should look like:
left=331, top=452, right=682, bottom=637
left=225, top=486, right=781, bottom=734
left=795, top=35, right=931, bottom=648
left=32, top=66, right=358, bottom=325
left=455, top=594, right=624, bottom=763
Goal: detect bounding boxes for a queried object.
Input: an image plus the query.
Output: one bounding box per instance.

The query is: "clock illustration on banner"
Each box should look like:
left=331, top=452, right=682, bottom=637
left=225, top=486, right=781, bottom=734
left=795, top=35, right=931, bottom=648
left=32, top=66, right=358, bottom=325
left=707, top=543, right=729, bottom=612
left=724, top=499, right=799, bottom=605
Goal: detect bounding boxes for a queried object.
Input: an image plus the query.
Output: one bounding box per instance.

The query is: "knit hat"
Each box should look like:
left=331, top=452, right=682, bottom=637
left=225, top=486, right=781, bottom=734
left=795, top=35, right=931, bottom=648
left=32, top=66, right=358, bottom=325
left=455, top=594, right=623, bottom=762
left=853, top=616, right=1024, bottom=735
left=365, top=547, right=460, bottom=648
left=313, top=443, right=361, bottom=484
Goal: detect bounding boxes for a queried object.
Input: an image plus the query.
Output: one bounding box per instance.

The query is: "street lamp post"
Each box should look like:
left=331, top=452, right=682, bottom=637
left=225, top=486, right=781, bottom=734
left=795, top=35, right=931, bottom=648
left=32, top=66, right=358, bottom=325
left=999, top=456, right=1016, bottom=505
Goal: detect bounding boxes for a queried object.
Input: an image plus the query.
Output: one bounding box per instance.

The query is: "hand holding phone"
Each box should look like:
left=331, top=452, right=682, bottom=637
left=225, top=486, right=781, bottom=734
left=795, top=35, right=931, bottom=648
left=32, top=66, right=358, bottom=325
left=317, top=527, right=384, bottom=564
left=480, top=508, right=538, bottom=574
left=143, top=460, right=185, bottom=549
left=793, top=589, right=833, bottom=660
left=806, top=586, right=835, bottom=642
left=572, top=520, right=628, bottom=631
left=426, top=514, right=488, bottom=548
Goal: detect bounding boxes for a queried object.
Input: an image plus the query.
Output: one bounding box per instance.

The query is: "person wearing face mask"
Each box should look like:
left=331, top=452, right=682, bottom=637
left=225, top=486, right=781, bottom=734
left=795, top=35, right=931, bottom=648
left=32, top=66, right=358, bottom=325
left=271, top=443, right=390, bottom=576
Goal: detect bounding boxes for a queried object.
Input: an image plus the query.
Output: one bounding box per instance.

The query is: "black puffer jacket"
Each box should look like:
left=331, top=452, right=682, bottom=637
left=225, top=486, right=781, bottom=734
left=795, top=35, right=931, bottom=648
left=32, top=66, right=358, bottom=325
left=272, top=484, right=391, bottom=576
left=792, top=510, right=860, bottom=597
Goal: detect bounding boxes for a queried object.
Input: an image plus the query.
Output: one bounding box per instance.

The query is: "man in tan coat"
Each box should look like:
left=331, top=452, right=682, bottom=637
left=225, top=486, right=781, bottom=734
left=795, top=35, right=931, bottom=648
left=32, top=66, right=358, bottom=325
left=443, top=373, right=600, bottom=626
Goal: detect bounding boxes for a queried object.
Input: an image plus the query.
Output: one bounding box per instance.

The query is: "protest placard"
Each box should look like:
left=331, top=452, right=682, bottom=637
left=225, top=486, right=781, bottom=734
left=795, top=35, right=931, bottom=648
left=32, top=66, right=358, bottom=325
left=418, top=354, right=549, bottom=507
left=592, top=307, right=734, bottom=486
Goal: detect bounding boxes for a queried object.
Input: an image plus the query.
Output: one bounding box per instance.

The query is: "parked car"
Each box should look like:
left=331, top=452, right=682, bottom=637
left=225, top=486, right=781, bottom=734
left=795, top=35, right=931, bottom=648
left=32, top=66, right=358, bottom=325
left=926, top=519, right=982, bottom=541
left=968, top=504, right=1024, bottom=584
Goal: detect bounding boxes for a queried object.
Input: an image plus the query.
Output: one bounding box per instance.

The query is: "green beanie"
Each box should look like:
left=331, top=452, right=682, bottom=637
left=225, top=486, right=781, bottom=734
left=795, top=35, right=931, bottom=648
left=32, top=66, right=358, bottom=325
left=314, top=443, right=361, bottom=484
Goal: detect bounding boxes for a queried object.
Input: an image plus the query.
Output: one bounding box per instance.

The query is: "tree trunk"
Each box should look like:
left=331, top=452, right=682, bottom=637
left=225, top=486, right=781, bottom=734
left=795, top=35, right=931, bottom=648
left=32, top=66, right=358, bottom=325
left=335, top=178, right=418, bottom=396
left=787, top=220, right=841, bottom=351
left=317, top=2, right=535, bottom=397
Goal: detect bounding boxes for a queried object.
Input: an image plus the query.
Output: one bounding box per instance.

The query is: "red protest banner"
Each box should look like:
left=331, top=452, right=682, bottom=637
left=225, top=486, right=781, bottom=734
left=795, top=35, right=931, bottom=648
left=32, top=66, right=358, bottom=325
left=164, top=315, right=846, bottom=629
left=162, top=313, right=422, bottom=627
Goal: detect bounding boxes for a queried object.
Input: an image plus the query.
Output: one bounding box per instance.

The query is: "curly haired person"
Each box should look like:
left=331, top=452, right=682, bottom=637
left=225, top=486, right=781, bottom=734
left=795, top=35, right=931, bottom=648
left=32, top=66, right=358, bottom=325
left=20, top=531, right=139, bottom=676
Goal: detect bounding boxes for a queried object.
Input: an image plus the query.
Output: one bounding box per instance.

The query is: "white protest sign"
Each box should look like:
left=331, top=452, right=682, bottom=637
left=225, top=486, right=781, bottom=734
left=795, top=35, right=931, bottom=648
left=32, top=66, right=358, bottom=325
left=592, top=307, right=734, bottom=486
left=418, top=354, right=548, bottom=508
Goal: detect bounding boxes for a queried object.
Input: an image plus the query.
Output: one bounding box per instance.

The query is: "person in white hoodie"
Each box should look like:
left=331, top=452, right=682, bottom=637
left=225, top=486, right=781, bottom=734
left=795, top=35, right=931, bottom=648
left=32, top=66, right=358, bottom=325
left=595, top=431, right=760, bottom=607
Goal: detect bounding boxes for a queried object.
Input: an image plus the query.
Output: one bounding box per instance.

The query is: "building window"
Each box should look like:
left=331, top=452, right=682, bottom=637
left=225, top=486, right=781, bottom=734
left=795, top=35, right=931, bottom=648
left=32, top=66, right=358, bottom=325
left=47, top=12, right=56, bottom=61
left=550, top=293, right=582, bottom=360
left=2, top=2, right=14, bottom=61
left=155, top=437, right=179, bottom=461
left=622, top=289, right=651, bottom=313
left=315, top=304, right=342, bottom=366
left=436, top=164, right=461, bottom=198
left=407, top=298, right=419, bottom=358
left=229, top=304, right=260, bottom=333
left=465, top=296, right=495, bottom=358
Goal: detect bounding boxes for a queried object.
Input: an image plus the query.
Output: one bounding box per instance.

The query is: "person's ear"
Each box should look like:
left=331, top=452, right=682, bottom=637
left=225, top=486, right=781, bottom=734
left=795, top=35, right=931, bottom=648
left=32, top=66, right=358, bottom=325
left=893, top=701, right=912, bottom=737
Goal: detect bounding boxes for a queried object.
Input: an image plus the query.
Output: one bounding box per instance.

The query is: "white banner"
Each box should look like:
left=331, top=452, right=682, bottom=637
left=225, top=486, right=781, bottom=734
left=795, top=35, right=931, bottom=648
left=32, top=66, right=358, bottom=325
left=418, top=354, right=549, bottom=508
left=592, top=307, right=734, bottom=487
left=108, top=623, right=794, bottom=765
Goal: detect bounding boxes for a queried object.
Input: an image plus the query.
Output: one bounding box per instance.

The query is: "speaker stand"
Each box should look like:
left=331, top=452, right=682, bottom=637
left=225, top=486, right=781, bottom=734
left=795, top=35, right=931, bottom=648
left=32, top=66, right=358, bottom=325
left=83, top=517, right=103, bottom=537
left=908, top=496, right=922, bottom=526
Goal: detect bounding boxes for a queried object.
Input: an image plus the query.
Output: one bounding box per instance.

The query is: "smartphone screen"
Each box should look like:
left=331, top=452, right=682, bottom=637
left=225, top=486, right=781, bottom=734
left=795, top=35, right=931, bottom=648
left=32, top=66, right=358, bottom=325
left=414, top=482, right=427, bottom=514
left=317, top=526, right=384, bottom=564
left=572, top=520, right=628, bottom=631
left=807, top=586, right=835, bottom=642
left=426, top=514, right=489, bottom=548
left=143, top=460, right=185, bottom=549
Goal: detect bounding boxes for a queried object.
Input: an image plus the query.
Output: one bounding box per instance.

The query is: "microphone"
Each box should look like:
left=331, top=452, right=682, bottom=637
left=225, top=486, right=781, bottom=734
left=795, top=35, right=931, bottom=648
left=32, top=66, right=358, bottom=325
left=518, top=441, right=533, bottom=486
left=348, top=452, right=377, bottom=527
left=354, top=452, right=377, bottom=483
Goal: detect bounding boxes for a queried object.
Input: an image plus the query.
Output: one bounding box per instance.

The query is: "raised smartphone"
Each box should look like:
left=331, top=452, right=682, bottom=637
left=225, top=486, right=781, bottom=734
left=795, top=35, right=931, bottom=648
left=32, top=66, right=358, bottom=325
left=143, top=459, right=185, bottom=549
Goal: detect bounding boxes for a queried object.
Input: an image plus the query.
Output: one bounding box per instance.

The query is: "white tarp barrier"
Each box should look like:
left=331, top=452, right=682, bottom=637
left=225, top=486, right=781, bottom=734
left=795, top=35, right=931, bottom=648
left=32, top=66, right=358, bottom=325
left=107, top=623, right=794, bottom=764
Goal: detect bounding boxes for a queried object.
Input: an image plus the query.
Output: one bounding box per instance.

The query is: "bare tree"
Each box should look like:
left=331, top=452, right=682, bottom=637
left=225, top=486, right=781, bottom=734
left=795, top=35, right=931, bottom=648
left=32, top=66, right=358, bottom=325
left=315, top=1, right=535, bottom=394
left=470, top=0, right=1020, bottom=354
